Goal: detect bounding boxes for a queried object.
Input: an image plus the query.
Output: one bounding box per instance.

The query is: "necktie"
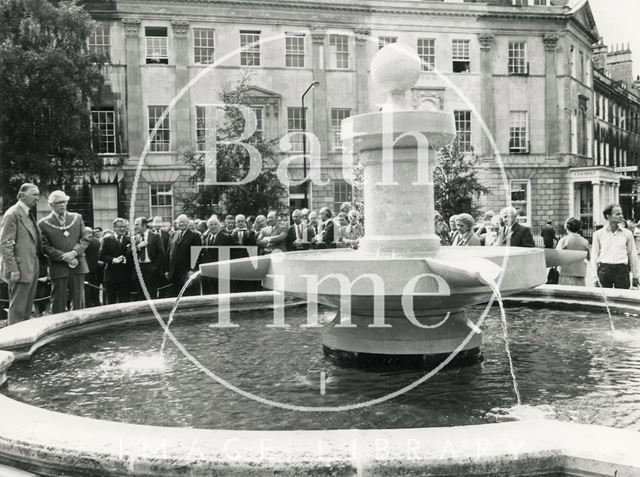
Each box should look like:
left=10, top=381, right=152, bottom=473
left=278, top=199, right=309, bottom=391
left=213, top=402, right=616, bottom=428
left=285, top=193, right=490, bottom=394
left=137, top=234, right=146, bottom=262
left=58, top=214, right=66, bottom=226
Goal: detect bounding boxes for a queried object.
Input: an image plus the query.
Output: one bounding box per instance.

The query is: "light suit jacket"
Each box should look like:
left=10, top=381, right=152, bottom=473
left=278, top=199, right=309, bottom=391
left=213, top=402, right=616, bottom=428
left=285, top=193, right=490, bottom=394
left=0, top=203, right=41, bottom=283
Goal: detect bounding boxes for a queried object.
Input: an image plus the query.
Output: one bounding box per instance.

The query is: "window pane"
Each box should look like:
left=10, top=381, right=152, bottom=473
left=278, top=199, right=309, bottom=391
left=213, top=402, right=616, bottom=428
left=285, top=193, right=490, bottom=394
left=378, top=36, right=397, bottom=50
left=331, top=108, right=351, bottom=151
left=287, top=107, right=305, bottom=152
left=333, top=180, right=353, bottom=212
left=452, top=39, right=470, bottom=73
left=508, top=41, right=527, bottom=74
left=330, top=34, right=349, bottom=69
left=509, top=111, right=528, bottom=153
left=454, top=110, right=472, bottom=152
left=148, top=106, right=170, bottom=152
left=417, top=38, right=435, bottom=71
left=285, top=33, right=305, bottom=68
left=150, top=184, right=174, bottom=224
left=240, top=30, right=261, bottom=66
left=91, top=110, right=116, bottom=154
left=88, top=23, right=110, bottom=60
left=194, top=28, right=215, bottom=64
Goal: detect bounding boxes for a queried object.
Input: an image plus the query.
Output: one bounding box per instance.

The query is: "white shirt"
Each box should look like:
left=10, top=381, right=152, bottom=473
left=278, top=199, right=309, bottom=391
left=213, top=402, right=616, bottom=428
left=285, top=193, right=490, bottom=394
left=591, top=225, right=639, bottom=278
left=139, top=230, right=151, bottom=263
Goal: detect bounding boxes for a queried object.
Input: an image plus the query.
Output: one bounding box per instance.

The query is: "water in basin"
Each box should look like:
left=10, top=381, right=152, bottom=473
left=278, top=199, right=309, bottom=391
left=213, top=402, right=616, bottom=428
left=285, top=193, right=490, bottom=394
left=3, top=305, right=640, bottom=431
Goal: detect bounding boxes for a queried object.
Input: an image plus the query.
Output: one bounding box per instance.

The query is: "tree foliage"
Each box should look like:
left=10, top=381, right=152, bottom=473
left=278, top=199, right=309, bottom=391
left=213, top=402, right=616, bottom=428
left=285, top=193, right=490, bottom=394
left=179, top=77, right=287, bottom=218
left=0, top=0, right=105, bottom=209
left=434, top=139, right=489, bottom=221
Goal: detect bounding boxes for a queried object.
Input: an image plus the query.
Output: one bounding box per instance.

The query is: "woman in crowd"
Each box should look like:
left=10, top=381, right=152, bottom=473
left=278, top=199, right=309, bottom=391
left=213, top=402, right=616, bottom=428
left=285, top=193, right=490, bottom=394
left=341, top=210, right=363, bottom=249
left=480, top=216, right=502, bottom=246
left=555, top=217, right=590, bottom=286
left=451, top=213, right=481, bottom=246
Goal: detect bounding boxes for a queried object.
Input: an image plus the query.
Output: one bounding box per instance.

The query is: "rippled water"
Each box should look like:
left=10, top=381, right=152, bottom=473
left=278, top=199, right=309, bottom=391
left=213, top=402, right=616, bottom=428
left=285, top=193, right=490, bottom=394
left=3, top=305, right=640, bottom=431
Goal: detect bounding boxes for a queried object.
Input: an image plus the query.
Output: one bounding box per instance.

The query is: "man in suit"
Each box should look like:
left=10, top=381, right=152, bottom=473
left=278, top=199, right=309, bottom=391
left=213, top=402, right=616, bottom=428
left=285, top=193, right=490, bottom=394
left=496, top=206, right=535, bottom=248
left=132, top=216, right=165, bottom=300
left=99, top=217, right=132, bottom=304
left=231, top=214, right=260, bottom=292
left=38, top=190, right=90, bottom=314
left=166, top=214, right=202, bottom=296
left=198, top=216, right=235, bottom=295
left=541, top=220, right=557, bottom=249
left=84, top=226, right=102, bottom=307
left=0, top=183, right=42, bottom=325
left=257, top=211, right=288, bottom=254
left=313, top=207, right=337, bottom=249
left=151, top=216, right=170, bottom=252
left=286, top=209, right=309, bottom=251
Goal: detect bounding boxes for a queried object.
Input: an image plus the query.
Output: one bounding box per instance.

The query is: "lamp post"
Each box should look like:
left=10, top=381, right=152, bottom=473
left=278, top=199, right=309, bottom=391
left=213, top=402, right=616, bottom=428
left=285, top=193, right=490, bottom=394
left=301, top=80, right=319, bottom=208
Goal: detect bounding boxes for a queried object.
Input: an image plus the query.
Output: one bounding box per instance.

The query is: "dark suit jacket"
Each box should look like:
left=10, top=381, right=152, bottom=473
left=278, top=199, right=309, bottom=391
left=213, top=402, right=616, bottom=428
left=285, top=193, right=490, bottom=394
left=502, top=222, right=535, bottom=247
left=85, top=236, right=101, bottom=274
left=198, top=230, right=235, bottom=265
left=167, top=228, right=202, bottom=280
left=541, top=226, right=556, bottom=248
left=99, top=234, right=132, bottom=284
left=133, top=230, right=165, bottom=274
left=317, top=220, right=336, bottom=248
left=231, top=228, right=257, bottom=259
left=39, top=212, right=90, bottom=279
left=286, top=223, right=310, bottom=251
left=152, top=228, right=170, bottom=252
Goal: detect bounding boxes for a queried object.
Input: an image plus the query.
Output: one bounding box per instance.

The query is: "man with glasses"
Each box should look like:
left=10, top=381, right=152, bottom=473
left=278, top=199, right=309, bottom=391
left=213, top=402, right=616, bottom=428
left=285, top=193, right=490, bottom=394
left=38, top=190, right=90, bottom=314
left=99, top=217, right=132, bottom=304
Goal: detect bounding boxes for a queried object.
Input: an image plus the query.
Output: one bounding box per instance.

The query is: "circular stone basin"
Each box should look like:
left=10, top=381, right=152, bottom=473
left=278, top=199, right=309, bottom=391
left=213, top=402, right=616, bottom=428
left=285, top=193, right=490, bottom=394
left=4, top=303, right=640, bottom=431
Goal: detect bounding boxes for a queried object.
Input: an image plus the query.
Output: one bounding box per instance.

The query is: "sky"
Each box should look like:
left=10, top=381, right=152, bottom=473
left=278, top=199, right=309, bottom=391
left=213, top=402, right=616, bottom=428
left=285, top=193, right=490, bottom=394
left=589, top=0, right=640, bottom=78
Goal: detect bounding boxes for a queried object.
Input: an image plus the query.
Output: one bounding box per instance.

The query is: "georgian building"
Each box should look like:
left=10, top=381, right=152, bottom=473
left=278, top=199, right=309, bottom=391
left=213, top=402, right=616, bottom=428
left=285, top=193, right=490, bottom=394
left=590, top=42, right=640, bottom=224
left=82, top=0, right=609, bottom=230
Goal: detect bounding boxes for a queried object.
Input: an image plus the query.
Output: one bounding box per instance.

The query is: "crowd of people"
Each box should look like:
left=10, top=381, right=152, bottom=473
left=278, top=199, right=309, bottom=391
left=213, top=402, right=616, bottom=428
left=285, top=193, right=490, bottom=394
left=1, top=182, right=638, bottom=327
left=435, top=204, right=639, bottom=289
left=0, top=184, right=365, bottom=325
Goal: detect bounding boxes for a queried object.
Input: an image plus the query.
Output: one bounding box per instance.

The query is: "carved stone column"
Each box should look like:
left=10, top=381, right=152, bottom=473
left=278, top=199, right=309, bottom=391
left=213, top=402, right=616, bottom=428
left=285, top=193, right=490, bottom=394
left=122, top=18, right=142, bottom=158
left=544, top=34, right=560, bottom=158
left=354, top=27, right=370, bottom=114
left=171, top=20, right=190, bottom=154
left=478, top=33, right=495, bottom=157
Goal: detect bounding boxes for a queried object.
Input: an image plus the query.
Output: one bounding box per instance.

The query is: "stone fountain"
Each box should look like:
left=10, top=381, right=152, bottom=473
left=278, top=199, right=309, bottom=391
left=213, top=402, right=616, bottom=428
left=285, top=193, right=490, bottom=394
left=201, top=43, right=583, bottom=367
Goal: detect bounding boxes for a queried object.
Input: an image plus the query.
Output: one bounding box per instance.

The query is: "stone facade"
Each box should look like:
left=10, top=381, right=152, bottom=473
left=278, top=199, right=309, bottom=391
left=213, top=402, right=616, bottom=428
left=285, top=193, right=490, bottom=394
left=83, top=0, right=616, bottom=230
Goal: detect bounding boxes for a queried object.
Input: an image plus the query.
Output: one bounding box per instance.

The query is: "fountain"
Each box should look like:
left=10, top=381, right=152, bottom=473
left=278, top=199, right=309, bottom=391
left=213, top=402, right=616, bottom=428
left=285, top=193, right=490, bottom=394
left=199, top=43, right=581, bottom=368
left=0, top=44, right=639, bottom=477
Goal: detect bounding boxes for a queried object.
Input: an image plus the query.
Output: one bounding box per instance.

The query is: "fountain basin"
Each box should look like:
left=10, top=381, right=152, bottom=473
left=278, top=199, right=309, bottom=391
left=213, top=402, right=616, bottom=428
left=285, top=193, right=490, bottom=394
left=0, top=288, right=639, bottom=476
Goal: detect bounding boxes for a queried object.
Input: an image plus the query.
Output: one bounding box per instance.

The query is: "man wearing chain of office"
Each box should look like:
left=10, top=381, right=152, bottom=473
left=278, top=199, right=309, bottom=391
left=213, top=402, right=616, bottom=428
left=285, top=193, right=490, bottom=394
left=38, top=190, right=90, bottom=314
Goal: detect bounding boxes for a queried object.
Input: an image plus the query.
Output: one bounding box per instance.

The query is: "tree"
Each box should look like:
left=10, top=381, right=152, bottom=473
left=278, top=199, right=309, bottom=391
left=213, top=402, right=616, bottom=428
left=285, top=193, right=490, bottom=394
left=434, top=139, right=489, bottom=221
left=0, top=0, right=105, bottom=210
left=179, top=77, right=287, bottom=218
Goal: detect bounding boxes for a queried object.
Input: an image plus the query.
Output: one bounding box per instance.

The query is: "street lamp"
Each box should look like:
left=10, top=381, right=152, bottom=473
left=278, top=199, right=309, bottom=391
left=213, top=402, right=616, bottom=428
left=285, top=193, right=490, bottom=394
left=301, top=80, right=320, bottom=207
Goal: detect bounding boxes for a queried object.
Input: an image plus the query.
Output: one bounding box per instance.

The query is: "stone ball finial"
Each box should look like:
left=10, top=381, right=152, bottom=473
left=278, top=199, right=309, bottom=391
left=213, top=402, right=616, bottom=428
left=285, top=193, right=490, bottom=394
left=371, top=43, right=422, bottom=111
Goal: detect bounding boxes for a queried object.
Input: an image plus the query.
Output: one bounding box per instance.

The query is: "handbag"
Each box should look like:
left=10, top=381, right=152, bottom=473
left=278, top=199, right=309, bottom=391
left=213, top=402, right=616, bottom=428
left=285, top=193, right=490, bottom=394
left=546, top=267, right=559, bottom=285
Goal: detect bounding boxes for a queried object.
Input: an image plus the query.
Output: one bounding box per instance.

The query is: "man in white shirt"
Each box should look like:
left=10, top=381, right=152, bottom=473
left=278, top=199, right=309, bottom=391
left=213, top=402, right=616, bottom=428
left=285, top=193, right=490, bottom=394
left=591, top=204, right=639, bottom=289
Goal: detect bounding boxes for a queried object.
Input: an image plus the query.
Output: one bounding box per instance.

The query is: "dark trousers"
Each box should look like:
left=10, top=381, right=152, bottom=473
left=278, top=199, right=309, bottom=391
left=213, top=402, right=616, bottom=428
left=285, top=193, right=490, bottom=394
left=173, top=271, right=200, bottom=297
left=85, top=271, right=101, bottom=307
left=135, top=263, right=159, bottom=301
left=51, top=274, right=85, bottom=314
left=201, top=276, right=219, bottom=295
left=597, top=263, right=630, bottom=289
left=105, top=279, right=131, bottom=305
